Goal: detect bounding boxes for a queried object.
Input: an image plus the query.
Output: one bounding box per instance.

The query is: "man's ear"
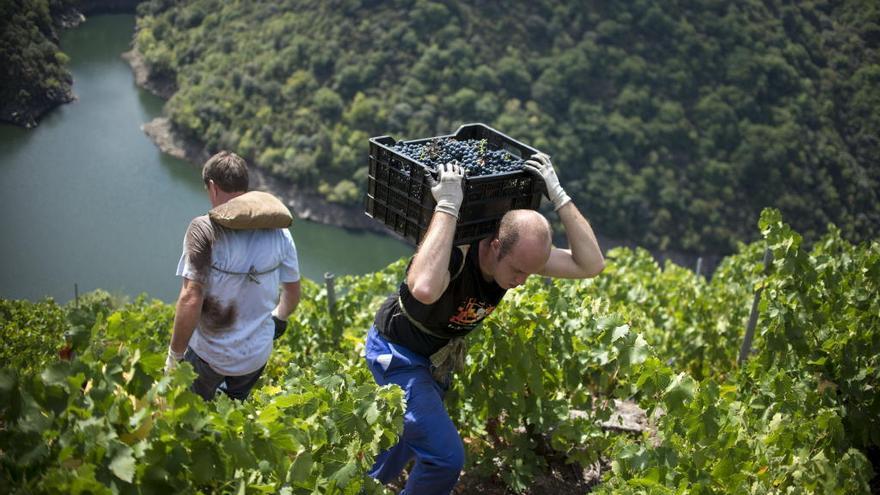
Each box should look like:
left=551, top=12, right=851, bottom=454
left=490, top=237, right=501, bottom=254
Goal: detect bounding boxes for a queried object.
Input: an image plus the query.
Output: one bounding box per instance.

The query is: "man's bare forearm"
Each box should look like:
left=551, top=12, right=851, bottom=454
left=170, top=280, right=203, bottom=354
left=558, top=202, right=604, bottom=276
left=275, top=281, right=301, bottom=319
left=541, top=202, right=605, bottom=279
left=406, top=211, right=457, bottom=304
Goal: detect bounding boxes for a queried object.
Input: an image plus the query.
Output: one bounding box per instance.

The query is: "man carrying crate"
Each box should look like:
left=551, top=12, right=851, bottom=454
left=364, top=152, right=604, bottom=493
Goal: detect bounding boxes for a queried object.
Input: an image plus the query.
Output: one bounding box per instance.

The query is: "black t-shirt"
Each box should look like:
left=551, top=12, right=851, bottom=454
left=374, top=241, right=507, bottom=357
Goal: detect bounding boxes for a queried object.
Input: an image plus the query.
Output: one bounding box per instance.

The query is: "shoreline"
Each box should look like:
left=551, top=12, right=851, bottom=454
left=126, top=49, right=389, bottom=235
left=138, top=115, right=390, bottom=234
left=0, top=91, right=76, bottom=129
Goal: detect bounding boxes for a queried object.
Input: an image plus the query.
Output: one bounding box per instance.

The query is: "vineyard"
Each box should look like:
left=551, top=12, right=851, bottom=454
left=1, top=208, right=878, bottom=494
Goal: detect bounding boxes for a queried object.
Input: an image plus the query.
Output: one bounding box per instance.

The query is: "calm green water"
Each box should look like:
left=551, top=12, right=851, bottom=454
left=0, top=15, right=409, bottom=304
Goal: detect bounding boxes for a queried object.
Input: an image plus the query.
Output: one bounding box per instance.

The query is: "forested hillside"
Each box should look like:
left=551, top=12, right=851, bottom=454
left=0, top=0, right=141, bottom=126
left=133, top=0, right=880, bottom=255
left=2, top=210, right=878, bottom=493
left=0, top=0, right=76, bottom=127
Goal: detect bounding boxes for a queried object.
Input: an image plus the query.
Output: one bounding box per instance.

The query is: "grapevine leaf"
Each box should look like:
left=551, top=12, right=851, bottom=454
left=364, top=401, right=380, bottom=425
left=624, top=334, right=650, bottom=366
left=40, top=362, right=71, bottom=387
left=288, top=452, right=313, bottom=483
left=190, top=440, right=222, bottom=484
left=258, top=404, right=280, bottom=425
left=329, top=460, right=357, bottom=484
left=109, top=445, right=136, bottom=482
left=611, top=324, right=630, bottom=343
left=663, top=373, right=695, bottom=414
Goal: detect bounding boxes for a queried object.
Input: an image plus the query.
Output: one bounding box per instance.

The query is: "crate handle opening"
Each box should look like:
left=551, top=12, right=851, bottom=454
left=503, top=143, right=523, bottom=159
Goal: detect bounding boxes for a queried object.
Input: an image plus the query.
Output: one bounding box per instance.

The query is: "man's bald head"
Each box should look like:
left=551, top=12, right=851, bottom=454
left=496, top=209, right=552, bottom=261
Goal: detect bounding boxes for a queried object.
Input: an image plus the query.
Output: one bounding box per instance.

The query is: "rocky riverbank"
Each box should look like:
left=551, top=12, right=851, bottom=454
left=127, top=48, right=386, bottom=235
left=120, top=49, right=176, bottom=99
left=139, top=115, right=387, bottom=233
left=0, top=88, right=76, bottom=129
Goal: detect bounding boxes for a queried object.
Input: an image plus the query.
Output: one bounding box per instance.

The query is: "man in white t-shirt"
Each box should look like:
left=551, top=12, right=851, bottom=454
left=164, top=151, right=301, bottom=401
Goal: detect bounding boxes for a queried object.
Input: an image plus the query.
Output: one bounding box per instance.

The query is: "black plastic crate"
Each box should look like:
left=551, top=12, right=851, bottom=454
left=365, top=123, right=544, bottom=246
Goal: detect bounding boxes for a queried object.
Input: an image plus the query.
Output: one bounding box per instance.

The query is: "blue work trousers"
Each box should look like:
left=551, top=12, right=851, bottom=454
left=364, top=326, right=464, bottom=495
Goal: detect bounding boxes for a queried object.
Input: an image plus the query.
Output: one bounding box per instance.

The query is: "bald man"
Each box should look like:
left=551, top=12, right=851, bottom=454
left=364, top=153, right=604, bottom=494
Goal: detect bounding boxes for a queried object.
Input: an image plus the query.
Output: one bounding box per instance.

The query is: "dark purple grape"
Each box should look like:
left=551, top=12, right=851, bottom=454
left=390, top=137, right=524, bottom=177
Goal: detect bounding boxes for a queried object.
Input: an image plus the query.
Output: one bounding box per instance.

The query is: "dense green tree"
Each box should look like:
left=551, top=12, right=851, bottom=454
left=0, top=0, right=76, bottom=127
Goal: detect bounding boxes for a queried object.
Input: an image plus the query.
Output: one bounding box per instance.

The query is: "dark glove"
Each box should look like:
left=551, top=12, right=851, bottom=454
left=272, top=315, right=288, bottom=340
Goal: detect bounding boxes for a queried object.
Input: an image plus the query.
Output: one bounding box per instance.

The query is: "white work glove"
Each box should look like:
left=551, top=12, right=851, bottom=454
left=164, top=346, right=185, bottom=374
left=431, top=162, right=465, bottom=219
left=523, top=152, right=571, bottom=211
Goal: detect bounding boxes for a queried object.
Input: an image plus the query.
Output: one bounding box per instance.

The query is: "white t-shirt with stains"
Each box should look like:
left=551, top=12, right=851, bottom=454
left=176, top=215, right=300, bottom=376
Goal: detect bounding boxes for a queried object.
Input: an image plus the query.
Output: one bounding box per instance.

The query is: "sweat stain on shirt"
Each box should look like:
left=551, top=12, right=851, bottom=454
left=201, top=295, right=237, bottom=331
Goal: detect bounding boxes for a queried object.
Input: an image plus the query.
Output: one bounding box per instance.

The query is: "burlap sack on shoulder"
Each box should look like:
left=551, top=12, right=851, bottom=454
left=209, top=191, right=293, bottom=229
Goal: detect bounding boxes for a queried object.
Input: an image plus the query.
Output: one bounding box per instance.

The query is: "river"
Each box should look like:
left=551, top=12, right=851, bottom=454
left=0, top=14, right=409, bottom=304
